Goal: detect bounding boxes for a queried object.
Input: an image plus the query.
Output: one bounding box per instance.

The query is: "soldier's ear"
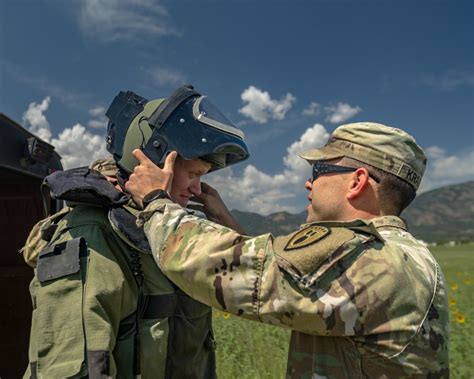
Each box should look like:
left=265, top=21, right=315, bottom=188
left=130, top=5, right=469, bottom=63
left=346, top=168, right=370, bottom=200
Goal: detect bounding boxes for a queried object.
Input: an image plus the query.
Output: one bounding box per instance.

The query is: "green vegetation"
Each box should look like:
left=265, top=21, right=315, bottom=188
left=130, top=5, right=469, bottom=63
left=431, top=244, right=474, bottom=379
left=213, top=244, right=474, bottom=378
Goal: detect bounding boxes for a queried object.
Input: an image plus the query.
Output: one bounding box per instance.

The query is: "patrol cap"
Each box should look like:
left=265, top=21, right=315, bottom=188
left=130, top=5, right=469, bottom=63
left=89, top=157, right=118, bottom=177
left=299, top=122, right=427, bottom=190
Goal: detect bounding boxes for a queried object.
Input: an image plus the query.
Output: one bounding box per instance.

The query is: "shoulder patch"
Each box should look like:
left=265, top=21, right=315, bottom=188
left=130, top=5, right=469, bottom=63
left=274, top=226, right=356, bottom=278
left=284, top=225, right=330, bottom=251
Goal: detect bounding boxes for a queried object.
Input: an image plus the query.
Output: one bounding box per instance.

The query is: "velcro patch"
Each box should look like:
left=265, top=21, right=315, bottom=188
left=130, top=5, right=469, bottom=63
left=37, top=237, right=87, bottom=282
left=274, top=226, right=355, bottom=277
left=284, top=225, right=330, bottom=251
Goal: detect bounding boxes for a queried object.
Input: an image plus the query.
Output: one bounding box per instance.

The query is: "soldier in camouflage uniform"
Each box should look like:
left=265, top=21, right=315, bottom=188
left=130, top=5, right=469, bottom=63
left=126, top=122, right=450, bottom=378
left=22, top=85, right=249, bottom=378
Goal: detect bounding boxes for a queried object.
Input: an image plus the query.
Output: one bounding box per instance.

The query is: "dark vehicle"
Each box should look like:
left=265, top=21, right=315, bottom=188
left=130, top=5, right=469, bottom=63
left=0, top=113, right=62, bottom=378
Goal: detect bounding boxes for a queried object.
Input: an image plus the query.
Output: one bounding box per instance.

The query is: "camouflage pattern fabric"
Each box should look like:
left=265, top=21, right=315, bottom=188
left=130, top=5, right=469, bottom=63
left=89, top=157, right=118, bottom=177
left=298, top=122, right=427, bottom=190
left=138, top=200, right=450, bottom=378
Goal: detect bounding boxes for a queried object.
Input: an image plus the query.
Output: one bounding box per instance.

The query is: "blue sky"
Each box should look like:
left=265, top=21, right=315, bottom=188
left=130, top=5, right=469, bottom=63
left=1, top=0, right=473, bottom=214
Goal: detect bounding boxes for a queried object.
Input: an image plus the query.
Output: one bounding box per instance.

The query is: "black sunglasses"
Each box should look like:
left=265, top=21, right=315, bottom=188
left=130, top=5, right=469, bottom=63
left=310, top=162, right=380, bottom=183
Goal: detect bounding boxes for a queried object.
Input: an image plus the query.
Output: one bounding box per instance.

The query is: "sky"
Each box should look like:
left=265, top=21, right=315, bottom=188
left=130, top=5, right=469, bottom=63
left=1, top=0, right=473, bottom=214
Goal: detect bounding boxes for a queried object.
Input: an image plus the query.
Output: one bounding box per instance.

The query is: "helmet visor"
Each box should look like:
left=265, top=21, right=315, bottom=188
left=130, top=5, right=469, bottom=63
left=143, top=95, right=249, bottom=170
left=193, top=96, right=245, bottom=140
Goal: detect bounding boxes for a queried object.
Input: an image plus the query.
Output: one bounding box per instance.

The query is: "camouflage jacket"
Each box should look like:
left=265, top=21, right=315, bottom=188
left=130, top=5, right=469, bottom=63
left=138, top=199, right=450, bottom=378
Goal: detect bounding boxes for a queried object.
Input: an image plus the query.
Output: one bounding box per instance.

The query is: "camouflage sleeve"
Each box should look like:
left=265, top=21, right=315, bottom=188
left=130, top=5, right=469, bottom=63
left=139, top=199, right=376, bottom=335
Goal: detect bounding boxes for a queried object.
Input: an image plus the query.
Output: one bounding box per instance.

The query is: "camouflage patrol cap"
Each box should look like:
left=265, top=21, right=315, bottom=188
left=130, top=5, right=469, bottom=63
left=299, top=122, right=427, bottom=190
left=89, top=157, right=118, bottom=177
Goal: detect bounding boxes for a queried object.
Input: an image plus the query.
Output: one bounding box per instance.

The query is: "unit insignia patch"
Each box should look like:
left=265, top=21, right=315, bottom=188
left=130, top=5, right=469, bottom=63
left=284, top=225, right=330, bottom=251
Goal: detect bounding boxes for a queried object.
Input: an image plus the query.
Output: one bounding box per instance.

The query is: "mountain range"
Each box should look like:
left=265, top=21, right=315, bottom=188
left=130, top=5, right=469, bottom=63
left=231, top=181, right=474, bottom=242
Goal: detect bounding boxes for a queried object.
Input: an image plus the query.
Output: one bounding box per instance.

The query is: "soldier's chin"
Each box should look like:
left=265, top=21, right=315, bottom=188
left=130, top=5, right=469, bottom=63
left=176, top=196, right=189, bottom=207
left=306, top=206, right=316, bottom=223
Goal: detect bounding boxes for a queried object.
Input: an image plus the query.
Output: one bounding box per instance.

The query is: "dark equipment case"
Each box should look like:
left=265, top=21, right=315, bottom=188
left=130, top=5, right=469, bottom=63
left=0, top=113, right=62, bottom=378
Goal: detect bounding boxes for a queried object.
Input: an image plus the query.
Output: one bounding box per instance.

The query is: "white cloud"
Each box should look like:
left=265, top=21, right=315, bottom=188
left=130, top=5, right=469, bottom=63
left=22, top=97, right=52, bottom=142
left=284, top=123, right=329, bottom=176
left=205, top=123, right=330, bottom=214
left=89, top=106, right=106, bottom=118
left=51, top=124, right=109, bottom=169
left=87, top=106, right=108, bottom=129
left=22, top=97, right=110, bottom=170
left=146, top=67, right=186, bottom=87
left=302, top=102, right=321, bottom=116
left=420, top=145, right=474, bottom=192
left=238, top=86, right=296, bottom=124
left=79, top=0, right=177, bottom=42
left=325, top=102, right=362, bottom=124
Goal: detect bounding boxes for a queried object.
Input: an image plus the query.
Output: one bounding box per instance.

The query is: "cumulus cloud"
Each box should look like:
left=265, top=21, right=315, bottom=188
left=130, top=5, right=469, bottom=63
left=87, top=106, right=108, bottom=129
left=22, top=97, right=53, bottom=142
left=239, top=86, right=296, bottom=124
left=325, top=102, right=362, bottom=124
left=420, top=145, right=474, bottom=192
left=146, top=67, right=186, bottom=87
left=302, top=102, right=321, bottom=116
left=22, top=97, right=110, bottom=169
left=205, top=123, right=329, bottom=214
left=78, top=0, right=178, bottom=42
left=51, top=124, right=109, bottom=169
left=284, top=124, right=330, bottom=176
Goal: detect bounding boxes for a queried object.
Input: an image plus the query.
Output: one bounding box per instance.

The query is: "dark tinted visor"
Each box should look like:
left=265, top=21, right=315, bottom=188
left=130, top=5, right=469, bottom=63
left=143, top=96, right=249, bottom=169
left=193, top=97, right=244, bottom=139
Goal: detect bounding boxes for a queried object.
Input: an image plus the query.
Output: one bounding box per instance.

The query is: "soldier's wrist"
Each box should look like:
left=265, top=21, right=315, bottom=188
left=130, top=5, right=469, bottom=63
left=142, top=189, right=171, bottom=209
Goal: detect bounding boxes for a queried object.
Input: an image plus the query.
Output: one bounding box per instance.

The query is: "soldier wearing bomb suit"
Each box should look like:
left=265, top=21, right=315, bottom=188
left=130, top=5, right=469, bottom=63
left=23, top=85, right=249, bottom=378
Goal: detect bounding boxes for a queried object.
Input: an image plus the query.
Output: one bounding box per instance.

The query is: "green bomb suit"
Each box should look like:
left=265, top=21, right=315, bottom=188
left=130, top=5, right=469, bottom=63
left=23, top=167, right=216, bottom=378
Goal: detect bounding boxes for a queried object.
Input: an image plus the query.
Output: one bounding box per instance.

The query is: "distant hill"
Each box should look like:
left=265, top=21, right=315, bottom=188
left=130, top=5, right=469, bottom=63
left=231, top=181, right=474, bottom=242
left=402, top=181, right=474, bottom=242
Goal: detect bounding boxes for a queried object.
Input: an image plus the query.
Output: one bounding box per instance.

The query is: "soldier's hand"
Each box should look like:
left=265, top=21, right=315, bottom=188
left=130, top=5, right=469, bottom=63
left=189, top=182, right=246, bottom=234
left=125, top=149, right=177, bottom=208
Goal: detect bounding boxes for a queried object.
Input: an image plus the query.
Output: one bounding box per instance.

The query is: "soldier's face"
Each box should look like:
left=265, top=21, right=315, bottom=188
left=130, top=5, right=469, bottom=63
left=170, top=157, right=212, bottom=207
left=304, top=161, right=351, bottom=222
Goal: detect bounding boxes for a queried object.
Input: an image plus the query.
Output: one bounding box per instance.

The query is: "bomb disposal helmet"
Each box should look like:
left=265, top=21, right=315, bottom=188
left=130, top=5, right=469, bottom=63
left=105, top=85, right=249, bottom=175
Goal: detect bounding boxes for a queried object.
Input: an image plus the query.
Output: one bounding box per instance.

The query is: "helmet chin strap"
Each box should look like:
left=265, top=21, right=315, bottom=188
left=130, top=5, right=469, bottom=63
left=116, top=168, right=129, bottom=192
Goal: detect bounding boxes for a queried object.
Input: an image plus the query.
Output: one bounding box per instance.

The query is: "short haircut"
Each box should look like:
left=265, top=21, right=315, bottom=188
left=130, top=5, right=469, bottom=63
left=340, top=157, right=417, bottom=215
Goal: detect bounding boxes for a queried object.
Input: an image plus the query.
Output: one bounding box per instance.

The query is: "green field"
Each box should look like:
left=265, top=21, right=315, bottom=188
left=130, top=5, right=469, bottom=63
left=213, top=244, right=474, bottom=378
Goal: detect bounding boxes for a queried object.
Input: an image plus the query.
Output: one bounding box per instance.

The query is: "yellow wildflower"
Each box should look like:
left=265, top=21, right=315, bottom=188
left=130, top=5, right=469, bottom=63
left=450, top=283, right=458, bottom=291
left=449, top=298, right=457, bottom=306
left=455, top=314, right=466, bottom=325
left=463, top=278, right=472, bottom=285
left=223, top=312, right=231, bottom=319
left=456, top=272, right=462, bottom=277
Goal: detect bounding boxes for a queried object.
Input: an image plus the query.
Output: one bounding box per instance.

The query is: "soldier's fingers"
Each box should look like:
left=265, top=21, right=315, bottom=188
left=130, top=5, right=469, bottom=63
left=187, top=203, right=206, bottom=213
left=132, top=149, right=152, bottom=165
left=163, top=151, right=178, bottom=172
left=190, top=193, right=205, bottom=204
left=124, top=178, right=133, bottom=192
left=200, top=182, right=216, bottom=195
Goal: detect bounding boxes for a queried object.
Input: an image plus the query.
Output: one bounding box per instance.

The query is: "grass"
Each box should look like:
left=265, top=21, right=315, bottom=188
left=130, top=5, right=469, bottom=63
left=431, top=244, right=474, bottom=379
left=213, top=243, right=474, bottom=378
